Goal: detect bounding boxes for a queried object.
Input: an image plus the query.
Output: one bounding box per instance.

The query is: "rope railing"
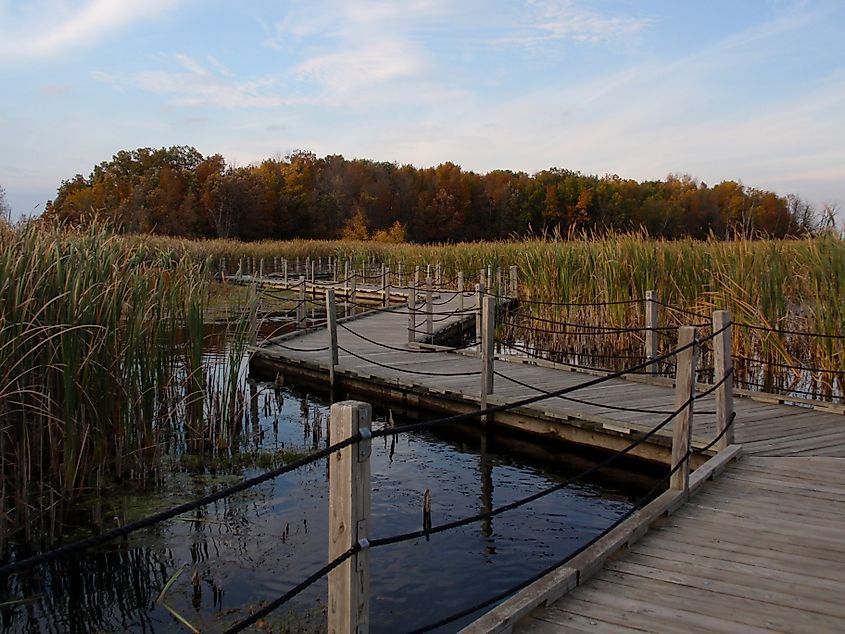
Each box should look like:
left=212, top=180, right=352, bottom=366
left=2, top=317, right=734, bottom=632
left=337, top=344, right=482, bottom=377
left=733, top=321, right=845, bottom=340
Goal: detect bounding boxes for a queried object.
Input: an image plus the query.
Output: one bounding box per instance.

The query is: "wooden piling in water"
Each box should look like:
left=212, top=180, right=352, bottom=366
left=328, top=400, right=371, bottom=634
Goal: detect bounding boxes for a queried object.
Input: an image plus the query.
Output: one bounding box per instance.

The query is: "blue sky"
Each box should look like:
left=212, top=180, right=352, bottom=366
left=1, top=0, right=843, bottom=221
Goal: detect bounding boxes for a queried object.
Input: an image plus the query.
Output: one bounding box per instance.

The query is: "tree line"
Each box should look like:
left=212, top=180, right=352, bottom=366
left=43, top=146, right=822, bottom=241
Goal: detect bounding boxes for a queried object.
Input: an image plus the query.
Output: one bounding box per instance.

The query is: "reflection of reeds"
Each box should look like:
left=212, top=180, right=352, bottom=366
left=0, top=223, right=252, bottom=544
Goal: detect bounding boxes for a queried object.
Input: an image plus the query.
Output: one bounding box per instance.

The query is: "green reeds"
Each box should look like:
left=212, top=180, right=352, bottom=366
left=0, top=223, right=251, bottom=544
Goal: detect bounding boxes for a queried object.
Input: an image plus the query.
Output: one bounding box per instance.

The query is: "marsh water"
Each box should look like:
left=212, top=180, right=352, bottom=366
left=1, top=322, right=663, bottom=633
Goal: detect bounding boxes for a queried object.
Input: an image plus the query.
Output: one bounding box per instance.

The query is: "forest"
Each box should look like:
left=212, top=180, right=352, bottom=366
left=43, top=146, right=821, bottom=242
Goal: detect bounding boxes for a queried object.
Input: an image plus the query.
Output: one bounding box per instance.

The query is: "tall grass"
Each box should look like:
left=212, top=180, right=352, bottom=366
left=150, top=232, right=844, bottom=400
left=0, top=223, right=251, bottom=546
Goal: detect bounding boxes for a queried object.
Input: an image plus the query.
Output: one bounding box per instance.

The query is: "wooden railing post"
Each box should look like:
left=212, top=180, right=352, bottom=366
left=671, top=326, right=698, bottom=492
left=496, top=267, right=502, bottom=303
left=248, top=283, right=258, bottom=346
left=457, top=271, right=465, bottom=311
left=479, top=267, right=486, bottom=291
left=297, top=276, right=306, bottom=330
left=712, top=310, right=734, bottom=451
left=284, top=259, right=289, bottom=286
left=327, top=288, right=339, bottom=388
left=509, top=265, right=518, bottom=298
left=475, top=282, right=484, bottom=343
left=328, top=401, right=371, bottom=634
left=408, top=283, right=416, bottom=344
left=259, top=258, right=265, bottom=278
left=274, top=256, right=279, bottom=274
left=311, top=259, right=316, bottom=287
left=645, top=290, right=658, bottom=374
left=425, top=276, right=433, bottom=337
left=382, top=265, right=390, bottom=307
left=414, top=265, right=420, bottom=290
left=237, top=258, right=243, bottom=277
left=397, top=262, right=403, bottom=288
left=480, top=295, right=495, bottom=414
left=435, top=262, right=442, bottom=288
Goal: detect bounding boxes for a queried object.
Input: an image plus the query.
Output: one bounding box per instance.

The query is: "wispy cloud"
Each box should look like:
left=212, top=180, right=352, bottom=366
left=0, top=0, right=179, bottom=61
left=498, top=0, right=652, bottom=47
left=105, top=54, right=295, bottom=109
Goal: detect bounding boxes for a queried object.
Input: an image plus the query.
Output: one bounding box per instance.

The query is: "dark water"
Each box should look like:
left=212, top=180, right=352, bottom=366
left=1, top=379, right=662, bottom=633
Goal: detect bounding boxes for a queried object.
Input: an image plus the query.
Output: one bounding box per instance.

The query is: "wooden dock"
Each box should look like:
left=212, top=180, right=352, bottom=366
left=246, top=275, right=845, bottom=633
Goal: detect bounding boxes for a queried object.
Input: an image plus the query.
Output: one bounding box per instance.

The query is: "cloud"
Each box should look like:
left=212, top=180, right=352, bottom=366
left=0, top=0, right=179, bottom=61
left=108, top=54, right=296, bottom=109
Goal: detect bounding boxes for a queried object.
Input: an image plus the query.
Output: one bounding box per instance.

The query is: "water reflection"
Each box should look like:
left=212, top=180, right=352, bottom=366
left=2, top=381, right=661, bottom=633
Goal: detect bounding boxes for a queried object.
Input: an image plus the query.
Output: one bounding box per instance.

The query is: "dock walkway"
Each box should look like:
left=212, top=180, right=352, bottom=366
left=247, top=277, right=845, bottom=633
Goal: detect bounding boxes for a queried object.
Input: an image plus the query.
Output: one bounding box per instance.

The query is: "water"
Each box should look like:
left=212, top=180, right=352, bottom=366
left=1, top=378, right=662, bottom=633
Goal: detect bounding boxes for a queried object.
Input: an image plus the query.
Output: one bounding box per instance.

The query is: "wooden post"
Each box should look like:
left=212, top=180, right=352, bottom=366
left=435, top=263, right=442, bottom=288
left=475, top=283, right=484, bottom=343
left=296, top=256, right=300, bottom=274
left=328, top=400, right=371, bottom=634
left=480, top=295, right=495, bottom=414
left=414, top=265, right=420, bottom=289
left=311, top=260, right=316, bottom=287
left=425, top=276, right=433, bottom=337
left=407, top=285, right=416, bottom=344
left=326, top=289, right=339, bottom=388
left=381, top=264, right=389, bottom=307
left=509, top=265, right=518, bottom=298
left=297, top=276, right=306, bottom=330
left=671, top=326, right=697, bottom=492
left=259, top=258, right=265, bottom=278
left=350, top=269, right=357, bottom=307
left=457, top=271, right=465, bottom=311
left=274, top=257, right=279, bottom=274
left=487, top=264, right=492, bottom=290
left=645, top=290, right=659, bottom=374
left=284, top=259, right=288, bottom=286
left=496, top=267, right=502, bottom=302
left=397, top=262, right=403, bottom=288
left=712, top=310, right=735, bottom=451
left=237, top=258, right=243, bottom=277
left=248, top=283, right=259, bottom=346
left=479, top=268, right=486, bottom=290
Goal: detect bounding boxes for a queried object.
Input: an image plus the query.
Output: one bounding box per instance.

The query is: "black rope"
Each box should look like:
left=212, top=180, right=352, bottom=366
left=692, top=411, right=737, bottom=455
left=0, top=434, right=362, bottom=578
left=337, top=345, right=482, bottom=377
left=501, top=319, right=663, bottom=337
left=733, top=321, right=845, bottom=340
left=370, top=395, right=688, bottom=551
left=408, top=443, right=691, bottom=633
left=499, top=294, right=643, bottom=308
left=652, top=299, right=710, bottom=321
left=492, top=370, right=676, bottom=415
left=337, top=322, right=435, bottom=354
left=696, top=368, right=734, bottom=399
left=222, top=546, right=358, bottom=634
left=507, top=311, right=665, bottom=333
left=273, top=342, right=331, bottom=353
left=732, top=354, right=845, bottom=375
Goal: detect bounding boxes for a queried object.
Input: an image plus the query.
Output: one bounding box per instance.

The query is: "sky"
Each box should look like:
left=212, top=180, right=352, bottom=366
left=1, top=0, right=843, bottom=221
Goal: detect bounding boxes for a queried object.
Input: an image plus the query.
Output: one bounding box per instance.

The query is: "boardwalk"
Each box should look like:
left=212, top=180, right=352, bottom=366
left=512, top=457, right=845, bottom=634
left=248, top=278, right=845, bottom=633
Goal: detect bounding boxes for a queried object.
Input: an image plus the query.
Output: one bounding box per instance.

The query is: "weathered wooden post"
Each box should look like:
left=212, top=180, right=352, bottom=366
left=480, top=295, right=495, bottom=415
left=284, top=259, right=289, bottom=286
left=496, top=267, right=502, bottom=302
left=435, top=263, right=442, bottom=288
left=397, top=262, right=404, bottom=288
left=457, top=271, right=465, bottom=311
left=475, top=282, right=484, bottom=343
left=328, top=400, right=371, bottom=634
left=414, top=265, right=420, bottom=289
left=479, top=268, right=486, bottom=291
left=407, top=285, right=416, bottom=344
left=712, top=310, right=734, bottom=450
left=645, top=290, right=659, bottom=375
left=381, top=264, right=389, bottom=307
left=425, top=276, right=433, bottom=337
left=350, top=268, right=357, bottom=308
left=671, top=326, right=698, bottom=492
left=248, top=283, right=259, bottom=346
left=237, top=258, right=244, bottom=277
left=297, top=276, right=306, bottom=330
left=509, top=265, right=518, bottom=298
left=274, top=257, right=279, bottom=274
left=259, top=258, right=265, bottom=278
left=296, top=256, right=300, bottom=274
left=311, top=259, right=316, bottom=288
left=487, top=264, right=493, bottom=290
left=326, top=289, right=339, bottom=389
